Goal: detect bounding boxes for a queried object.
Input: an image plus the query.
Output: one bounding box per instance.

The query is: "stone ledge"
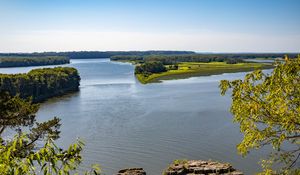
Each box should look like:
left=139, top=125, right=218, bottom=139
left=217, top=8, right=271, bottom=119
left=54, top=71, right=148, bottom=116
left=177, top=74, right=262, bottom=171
left=163, top=160, right=243, bottom=175
left=116, top=168, right=146, bottom=175
left=115, top=160, right=243, bottom=175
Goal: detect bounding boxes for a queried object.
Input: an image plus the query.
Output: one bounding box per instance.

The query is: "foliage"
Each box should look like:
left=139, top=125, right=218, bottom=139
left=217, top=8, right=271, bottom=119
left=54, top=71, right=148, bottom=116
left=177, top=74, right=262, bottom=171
left=0, top=91, right=60, bottom=157
left=167, top=64, right=179, bottom=70
left=143, top=54, right=246, bottom=64
left=135, top=61, right=167, bottom=75
left=0, top=56, right=69, bottom=68
left=225, top=59, right=238, bottom=64
left=0, top=91, right=101, bottom=175
left=0, top=67, right=80, bottom=102
left=0, top=134, right=100, bottom=175
left=220, top=56, right=300, bottom=174
left=111, top=55, right=144, bottom=62
left=0, top=91, right=38, bottom=136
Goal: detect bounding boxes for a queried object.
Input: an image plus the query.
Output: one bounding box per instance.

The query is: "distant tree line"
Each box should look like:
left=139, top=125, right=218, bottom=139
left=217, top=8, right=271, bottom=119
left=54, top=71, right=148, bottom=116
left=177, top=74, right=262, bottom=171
left=111, top=53, right=299, bottom=64
left=135, top=62, right=167, bottom=76
left=111, top=55, right=144, bottom=62
left=143, top=55, right=247, bottom=64
left=0, top=67, right=80, bottom=102
left=0, top=51, right=195, bottom=59
left=0, top=56, right=69, bottom=67
left=1, top=52, right=298, bottom=60
left=112, top=54, right=245, bottom=65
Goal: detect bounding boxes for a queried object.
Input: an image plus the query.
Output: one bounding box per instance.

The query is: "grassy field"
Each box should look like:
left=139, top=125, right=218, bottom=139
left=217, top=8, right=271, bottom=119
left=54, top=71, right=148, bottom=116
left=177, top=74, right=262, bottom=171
left=136, top=62, right=273, bottom=84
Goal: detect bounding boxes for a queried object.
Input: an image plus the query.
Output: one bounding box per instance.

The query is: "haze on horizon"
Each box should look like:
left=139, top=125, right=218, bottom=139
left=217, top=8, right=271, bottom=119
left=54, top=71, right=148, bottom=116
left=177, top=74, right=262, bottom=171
left=0, top=0, right=299, bottom=53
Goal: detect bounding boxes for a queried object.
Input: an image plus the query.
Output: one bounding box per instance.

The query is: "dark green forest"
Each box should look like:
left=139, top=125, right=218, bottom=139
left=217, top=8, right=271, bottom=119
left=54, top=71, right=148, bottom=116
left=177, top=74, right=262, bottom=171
left=110, top=53, right=298, bottom=64
left=0, top=56, right=69, bottom=67
left=0, top=51, right=195, bottom=59
left=135, top=62, right=167, bottom=75
left=0, top=67, right=80, bottom=102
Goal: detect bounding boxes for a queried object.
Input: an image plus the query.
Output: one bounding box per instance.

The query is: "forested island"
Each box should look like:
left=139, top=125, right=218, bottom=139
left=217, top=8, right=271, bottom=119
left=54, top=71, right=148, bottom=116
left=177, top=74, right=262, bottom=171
left=0, top=67, right=80, bottom=102
left=0, top=56, right=69, bottom=67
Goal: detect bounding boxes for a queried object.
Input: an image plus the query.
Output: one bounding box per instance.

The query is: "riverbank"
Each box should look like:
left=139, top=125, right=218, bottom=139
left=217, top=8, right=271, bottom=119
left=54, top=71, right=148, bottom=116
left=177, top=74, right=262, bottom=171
left=135, top=62, right=273, bottom=84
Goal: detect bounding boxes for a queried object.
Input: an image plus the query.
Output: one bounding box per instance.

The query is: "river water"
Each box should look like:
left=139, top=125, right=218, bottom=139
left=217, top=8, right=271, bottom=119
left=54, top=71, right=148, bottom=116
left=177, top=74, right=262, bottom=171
left=0, top=59, right=272, bottom=175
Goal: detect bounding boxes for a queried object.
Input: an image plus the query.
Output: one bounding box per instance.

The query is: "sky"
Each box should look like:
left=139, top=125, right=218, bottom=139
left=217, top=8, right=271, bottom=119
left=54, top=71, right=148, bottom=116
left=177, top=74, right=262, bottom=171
left=0, top=0, right=299, bottom=53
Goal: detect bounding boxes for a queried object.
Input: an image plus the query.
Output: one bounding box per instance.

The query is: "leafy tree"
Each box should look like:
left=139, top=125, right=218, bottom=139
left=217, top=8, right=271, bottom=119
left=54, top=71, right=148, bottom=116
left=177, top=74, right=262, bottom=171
left=220, top=56, right=300, bottom=174
left=134, top=61, right=167, bottom=75
left=0, top=91, right=38, bottom=136
left=0, top=91, right=100, bottom=174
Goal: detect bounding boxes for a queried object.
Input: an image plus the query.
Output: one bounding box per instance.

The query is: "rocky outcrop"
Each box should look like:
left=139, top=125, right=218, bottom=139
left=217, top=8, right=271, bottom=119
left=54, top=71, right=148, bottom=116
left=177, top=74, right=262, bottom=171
left=115, top=160, right=243, bottom=175
left=163, top=160, right=243, bottom=175
left=116, top=168, right=146, bottom=175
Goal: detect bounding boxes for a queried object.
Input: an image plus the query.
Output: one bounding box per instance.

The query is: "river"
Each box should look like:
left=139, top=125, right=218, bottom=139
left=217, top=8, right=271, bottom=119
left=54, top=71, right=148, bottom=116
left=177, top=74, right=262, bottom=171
left=0, top=59, right=272, bottom=175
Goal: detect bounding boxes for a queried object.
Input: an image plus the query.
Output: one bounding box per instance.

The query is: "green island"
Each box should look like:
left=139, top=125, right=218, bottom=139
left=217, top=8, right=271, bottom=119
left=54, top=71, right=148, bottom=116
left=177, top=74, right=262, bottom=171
left=111, top=54, right=276, bottom=84
left=0, top=67, right=80, bottom=102
left=135, top=61, right=273, bottom=84
left=0, top=56, right=69, bottom=67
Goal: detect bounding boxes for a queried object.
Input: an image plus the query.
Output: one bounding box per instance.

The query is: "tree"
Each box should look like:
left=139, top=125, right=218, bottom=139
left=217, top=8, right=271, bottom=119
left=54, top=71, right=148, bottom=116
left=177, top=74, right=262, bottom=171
left=220, top=56, right=300, bottom=174
left=0, top=91, right=100, bottom=174
left=134, top=61, right=167, bottom=75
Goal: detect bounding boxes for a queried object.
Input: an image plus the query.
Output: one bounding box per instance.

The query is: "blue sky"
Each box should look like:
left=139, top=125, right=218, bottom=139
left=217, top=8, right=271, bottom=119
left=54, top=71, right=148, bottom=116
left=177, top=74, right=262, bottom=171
left=0, top=0, right=299, bottom=52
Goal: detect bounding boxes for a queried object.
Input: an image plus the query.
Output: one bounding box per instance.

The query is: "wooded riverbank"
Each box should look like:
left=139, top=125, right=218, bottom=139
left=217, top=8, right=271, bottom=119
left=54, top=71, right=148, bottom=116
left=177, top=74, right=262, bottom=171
left=0, top=67, right=80, bottom=102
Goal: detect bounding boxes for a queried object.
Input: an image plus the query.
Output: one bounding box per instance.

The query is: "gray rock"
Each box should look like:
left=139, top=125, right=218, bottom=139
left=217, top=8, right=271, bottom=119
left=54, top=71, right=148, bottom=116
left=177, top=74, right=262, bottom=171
left=116, top=168, right=146, bottom=175
left=163, top=160, right=244, bottom=175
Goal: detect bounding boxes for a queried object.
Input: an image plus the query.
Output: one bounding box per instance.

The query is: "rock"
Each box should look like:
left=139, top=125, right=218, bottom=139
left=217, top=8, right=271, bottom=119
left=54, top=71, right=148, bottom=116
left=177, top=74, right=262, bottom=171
left=116, top=168, right=146, bottom=175
left=163, top=160, right=244, bottom=175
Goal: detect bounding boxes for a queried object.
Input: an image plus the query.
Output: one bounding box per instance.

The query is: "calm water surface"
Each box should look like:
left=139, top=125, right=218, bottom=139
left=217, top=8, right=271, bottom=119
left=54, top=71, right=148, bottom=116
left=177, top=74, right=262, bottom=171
left=0, top=59, right=272, bottom=175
